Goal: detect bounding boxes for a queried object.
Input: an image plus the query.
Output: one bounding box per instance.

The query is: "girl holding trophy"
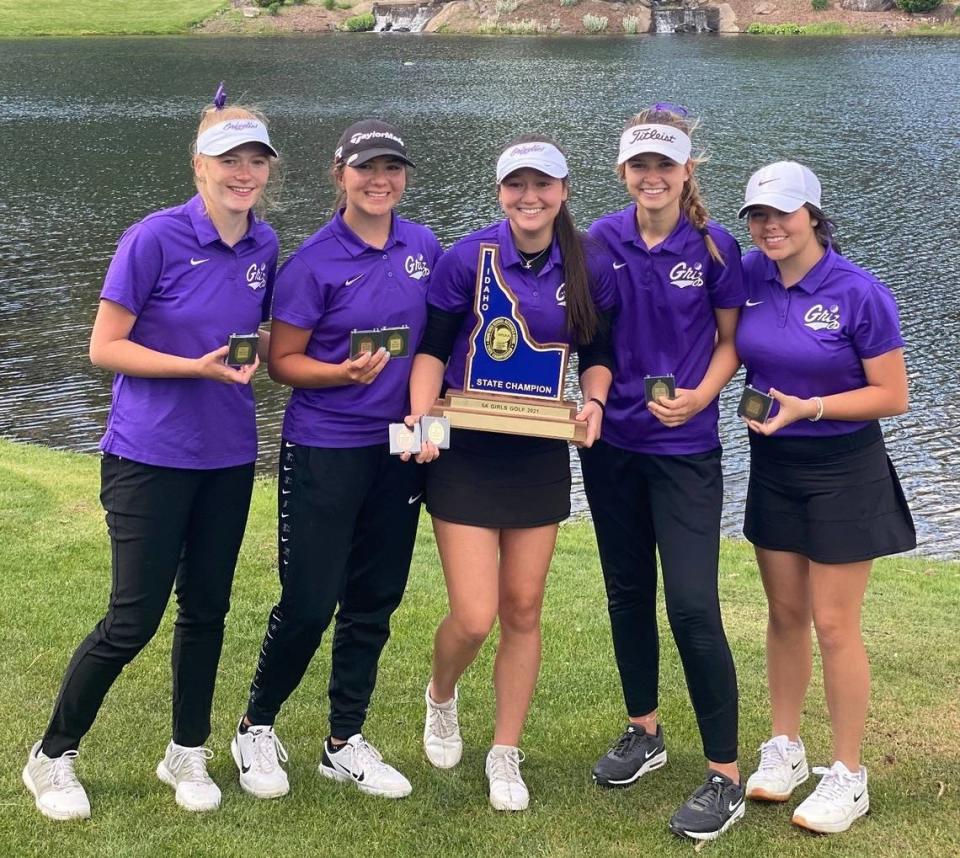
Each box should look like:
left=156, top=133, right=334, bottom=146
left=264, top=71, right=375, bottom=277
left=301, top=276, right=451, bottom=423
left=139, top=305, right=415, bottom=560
left=736, top=161, right=915, bottom=834
left=405, top=135, right=617, bottom=811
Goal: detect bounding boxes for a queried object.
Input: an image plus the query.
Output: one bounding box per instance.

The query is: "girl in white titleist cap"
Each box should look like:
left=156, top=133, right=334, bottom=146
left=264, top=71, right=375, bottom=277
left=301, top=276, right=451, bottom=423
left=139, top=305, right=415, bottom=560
left=582, top=103, right=746, bottom=842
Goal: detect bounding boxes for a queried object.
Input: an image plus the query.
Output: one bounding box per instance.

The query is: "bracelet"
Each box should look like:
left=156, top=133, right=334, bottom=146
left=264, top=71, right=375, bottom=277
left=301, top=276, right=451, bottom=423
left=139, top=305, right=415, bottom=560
left=808, top=396, right=824, bottom=423
left=589, top=397, right=606, bottom=413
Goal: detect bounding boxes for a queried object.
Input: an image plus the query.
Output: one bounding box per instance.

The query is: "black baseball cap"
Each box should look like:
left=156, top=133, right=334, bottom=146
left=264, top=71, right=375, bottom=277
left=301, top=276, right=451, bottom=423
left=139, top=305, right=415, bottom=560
left=334, top=119, right=415, bottom=168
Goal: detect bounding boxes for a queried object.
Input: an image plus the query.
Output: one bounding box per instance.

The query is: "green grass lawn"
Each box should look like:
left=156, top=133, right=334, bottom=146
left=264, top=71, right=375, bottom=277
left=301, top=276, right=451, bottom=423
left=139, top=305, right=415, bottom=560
left=0, top=1, right=227, bottom=37
left=1, top=439, right=957, bottom=856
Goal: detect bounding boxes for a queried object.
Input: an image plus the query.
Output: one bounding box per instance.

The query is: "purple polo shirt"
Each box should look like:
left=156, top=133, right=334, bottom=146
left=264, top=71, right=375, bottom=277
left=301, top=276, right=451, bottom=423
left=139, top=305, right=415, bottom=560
left=99, top=194, right=277, bottom=469
left=588, top=207, right=745, bottom=455
left=275, top=211, right=442, bottom=447
left=427, top=219, right=618, bottom=392
left=736, top=245, right=904, bottom=437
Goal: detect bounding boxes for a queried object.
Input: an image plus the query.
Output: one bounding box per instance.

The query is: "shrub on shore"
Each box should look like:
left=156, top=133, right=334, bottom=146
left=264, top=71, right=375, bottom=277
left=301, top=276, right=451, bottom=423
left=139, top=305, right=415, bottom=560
left=583, top=12, right=609, bottom=30
left=343, top=11, right=375, bottom=29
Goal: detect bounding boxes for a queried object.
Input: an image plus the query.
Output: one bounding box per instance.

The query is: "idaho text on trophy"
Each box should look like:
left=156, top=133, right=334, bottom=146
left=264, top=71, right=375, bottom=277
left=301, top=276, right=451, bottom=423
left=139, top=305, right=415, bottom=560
left=431, top=243, right=587, bottom=443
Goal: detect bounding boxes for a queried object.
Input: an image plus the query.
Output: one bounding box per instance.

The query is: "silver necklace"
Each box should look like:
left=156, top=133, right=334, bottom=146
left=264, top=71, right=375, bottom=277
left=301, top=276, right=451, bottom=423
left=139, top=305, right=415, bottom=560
left=518, top=246, right=549, bottom=270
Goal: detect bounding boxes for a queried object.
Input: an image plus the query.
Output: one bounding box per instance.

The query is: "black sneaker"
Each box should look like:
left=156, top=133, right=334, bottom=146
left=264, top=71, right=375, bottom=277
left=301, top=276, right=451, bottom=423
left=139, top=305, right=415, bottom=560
left=668, top=770, right=745, bottom=841
left=592, top=724, right=667, bottom=788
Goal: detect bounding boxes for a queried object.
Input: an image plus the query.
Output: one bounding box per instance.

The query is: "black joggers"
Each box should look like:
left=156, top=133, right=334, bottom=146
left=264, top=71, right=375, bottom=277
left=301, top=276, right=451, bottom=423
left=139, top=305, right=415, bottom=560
left=579, top=440, right=739, bottom=764
left=245, top=440, right=424, bottom=739
left=42, top=454, right=254, bottom=758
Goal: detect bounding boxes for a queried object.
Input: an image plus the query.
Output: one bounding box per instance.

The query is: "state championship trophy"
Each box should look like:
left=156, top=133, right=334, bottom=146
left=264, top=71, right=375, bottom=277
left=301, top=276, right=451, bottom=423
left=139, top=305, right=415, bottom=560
left=430, top=243, right=586, bottom=443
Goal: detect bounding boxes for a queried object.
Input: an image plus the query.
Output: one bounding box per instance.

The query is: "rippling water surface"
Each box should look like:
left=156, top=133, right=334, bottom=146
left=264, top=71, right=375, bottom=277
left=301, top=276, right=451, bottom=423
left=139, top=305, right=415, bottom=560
left=1, top=35, right=958, bottom=556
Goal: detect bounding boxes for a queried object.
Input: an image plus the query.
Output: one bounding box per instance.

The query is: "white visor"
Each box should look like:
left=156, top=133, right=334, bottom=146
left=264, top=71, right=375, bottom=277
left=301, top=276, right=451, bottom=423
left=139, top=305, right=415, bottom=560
left=496, top=142, right=568, bottom=184
left=196, top=118, right=278, bottom=158
left=617, top=124, right=691, bottom=166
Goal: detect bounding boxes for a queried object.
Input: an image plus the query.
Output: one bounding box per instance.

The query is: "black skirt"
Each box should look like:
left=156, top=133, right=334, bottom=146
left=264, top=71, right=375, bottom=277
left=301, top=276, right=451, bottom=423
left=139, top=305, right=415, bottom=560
left=743, top=421, right=915, bottom=564
left=425, top=428, right=571, bottom=528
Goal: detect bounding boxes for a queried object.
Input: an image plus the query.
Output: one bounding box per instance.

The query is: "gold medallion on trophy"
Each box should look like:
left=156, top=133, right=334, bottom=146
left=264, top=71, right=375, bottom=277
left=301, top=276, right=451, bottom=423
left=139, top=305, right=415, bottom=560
left=484, top=318, right=518, bottom=362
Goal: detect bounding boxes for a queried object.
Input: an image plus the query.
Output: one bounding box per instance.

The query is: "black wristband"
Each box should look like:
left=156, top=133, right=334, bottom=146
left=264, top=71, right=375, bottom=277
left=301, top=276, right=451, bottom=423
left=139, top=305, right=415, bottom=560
left=589, top=397, right=606, bottom=413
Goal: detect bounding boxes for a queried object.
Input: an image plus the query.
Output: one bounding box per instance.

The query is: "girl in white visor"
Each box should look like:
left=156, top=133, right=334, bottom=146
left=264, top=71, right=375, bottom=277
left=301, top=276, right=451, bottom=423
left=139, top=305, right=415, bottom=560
left=583, top=103, right=746, bottom=841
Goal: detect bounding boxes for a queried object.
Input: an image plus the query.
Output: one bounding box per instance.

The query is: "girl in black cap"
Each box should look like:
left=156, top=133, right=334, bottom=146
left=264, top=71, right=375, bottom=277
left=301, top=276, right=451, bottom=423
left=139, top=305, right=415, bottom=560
left=231, top=119, right=442, bottom=802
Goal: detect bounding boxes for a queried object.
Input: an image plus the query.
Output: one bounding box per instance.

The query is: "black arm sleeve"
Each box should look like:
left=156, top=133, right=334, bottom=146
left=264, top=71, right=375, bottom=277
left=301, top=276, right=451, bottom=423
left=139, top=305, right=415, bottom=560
left=417, top=304, right=466, bottom=363
left=577, top=308, right=615, bottom=375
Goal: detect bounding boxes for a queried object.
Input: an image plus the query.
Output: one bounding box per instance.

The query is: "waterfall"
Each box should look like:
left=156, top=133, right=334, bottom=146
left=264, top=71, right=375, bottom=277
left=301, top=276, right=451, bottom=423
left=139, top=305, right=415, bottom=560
left=372, top=3, right=436, bottom=32
left=651, top=3, right=719, bottom=32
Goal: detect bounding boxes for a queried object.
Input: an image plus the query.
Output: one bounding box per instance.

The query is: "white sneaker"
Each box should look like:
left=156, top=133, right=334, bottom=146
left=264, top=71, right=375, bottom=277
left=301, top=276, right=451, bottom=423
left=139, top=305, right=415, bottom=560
left=792, top=761, right=869, bottom=833
left=319, top=734, right=412, bottom=798
left=424, top=683, right=462, bottom=769
left=231, top=721, right=290, bottom=799
left=745, top=735, right=809, bottom=801
left=485, top=745, right=529, bottom=811
left=22, top=741, right=90, bottom=821
left=156, top=741, right=221, bottom=812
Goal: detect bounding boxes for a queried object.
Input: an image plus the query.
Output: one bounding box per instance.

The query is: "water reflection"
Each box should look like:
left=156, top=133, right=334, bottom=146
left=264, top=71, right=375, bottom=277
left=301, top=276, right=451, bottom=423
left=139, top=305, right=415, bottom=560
left=1, top=35, right=958, bottom=556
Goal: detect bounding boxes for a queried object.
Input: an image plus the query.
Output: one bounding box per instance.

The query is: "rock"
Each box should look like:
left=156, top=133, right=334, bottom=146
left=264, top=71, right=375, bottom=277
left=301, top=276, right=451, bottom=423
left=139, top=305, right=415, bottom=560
left=716, top=2, right=738, bottom=30
left=241, top=6, right=260, bottom=16
left=839, top=0, right=895, bottom=9
left=753, top=1, right=775, bottom=12
left=424, top=0, right=473, bottom=30
left=624, top=6, right=652, bottom=28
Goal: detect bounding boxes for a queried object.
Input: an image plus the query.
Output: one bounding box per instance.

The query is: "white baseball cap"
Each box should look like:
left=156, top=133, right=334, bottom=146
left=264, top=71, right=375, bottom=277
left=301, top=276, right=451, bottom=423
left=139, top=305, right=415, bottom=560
left=618, top=124, right=692, bottom=166
left=496, top=142, right=568, bottom=183
left=738, top=161, right=821, bottom=218
left=196, top=118, right=278, bottom=158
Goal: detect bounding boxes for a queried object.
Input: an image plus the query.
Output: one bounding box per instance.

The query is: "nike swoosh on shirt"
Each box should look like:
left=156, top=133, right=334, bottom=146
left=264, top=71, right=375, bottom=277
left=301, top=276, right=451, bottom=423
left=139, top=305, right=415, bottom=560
left=745, top=299, right=764, bottom=307
left=190, top=257, right=210, bottom=266
left=345, top=274, right=365, bottom=286
left=613, top=262, right=627, bottom=270
left=408, top=492, right=424, bottom=505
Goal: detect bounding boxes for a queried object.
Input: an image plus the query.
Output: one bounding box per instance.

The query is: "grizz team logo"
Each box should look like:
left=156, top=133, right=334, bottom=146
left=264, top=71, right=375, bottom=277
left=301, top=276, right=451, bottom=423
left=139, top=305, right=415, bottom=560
left=246, top=262, right=267, bottom=290
left=484, top=317, right=518, bottom=361
left=405, top=253, right=431, bottom=281
left=669, top=261, right=704, bottom=289
left=804, top=303, right=841, bottom=331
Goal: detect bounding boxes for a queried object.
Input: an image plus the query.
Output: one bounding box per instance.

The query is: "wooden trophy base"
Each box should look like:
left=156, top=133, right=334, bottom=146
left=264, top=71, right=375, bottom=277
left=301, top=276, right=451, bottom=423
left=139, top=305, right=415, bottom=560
left=429, top=390, right=587, bottom=443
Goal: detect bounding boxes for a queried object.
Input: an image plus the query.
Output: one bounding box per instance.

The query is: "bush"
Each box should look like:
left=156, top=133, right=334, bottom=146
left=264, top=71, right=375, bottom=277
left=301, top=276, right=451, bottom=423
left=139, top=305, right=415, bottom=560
left=266, top=1, right=281, bottom=13
left=343, top=11, right=375, bottom=29
left=582, top=12, right=608, bottom=30
left=496, top=0, right=519, bottom=12
left=810, top=0, right=828, bottom=8
left=560, top=0, right=580, bottom=6
left=622, top=14, right=643, bottom=32
left=323, top=0, right=335, bottom=8
left=896, top=0, right=941, bottom=11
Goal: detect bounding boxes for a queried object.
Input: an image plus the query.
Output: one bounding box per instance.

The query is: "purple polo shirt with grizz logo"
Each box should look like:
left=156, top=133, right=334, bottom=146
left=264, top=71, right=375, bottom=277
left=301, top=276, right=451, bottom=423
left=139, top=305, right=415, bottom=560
left=735, top=245, right=904, bottom=437
left=426, top=219, right=618, bottom=392
left=274, top=211, right=442, bottom=447
left=99, top=194, right=278, bottom=469
left=588, top=208, right=745, bottom=455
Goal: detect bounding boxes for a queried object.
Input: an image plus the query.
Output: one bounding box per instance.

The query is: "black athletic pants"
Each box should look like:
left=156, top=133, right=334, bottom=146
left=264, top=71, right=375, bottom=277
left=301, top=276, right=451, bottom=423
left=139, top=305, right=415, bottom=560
left=42, top=454, right=254, bottom=758
left=579, top=440, right=739, bottom=763
left=245, top=440, right=423, bottom=739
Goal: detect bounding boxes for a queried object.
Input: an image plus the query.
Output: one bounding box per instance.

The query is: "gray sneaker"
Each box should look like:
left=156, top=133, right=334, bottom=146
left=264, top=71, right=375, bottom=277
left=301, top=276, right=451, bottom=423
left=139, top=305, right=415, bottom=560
left=592, top=724, right=667, bottom=788
left=23, top=741, right=91, bottom=821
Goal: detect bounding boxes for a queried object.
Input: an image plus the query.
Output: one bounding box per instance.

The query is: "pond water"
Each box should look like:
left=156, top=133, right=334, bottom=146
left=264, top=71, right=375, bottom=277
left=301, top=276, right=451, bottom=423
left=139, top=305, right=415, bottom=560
left=1, top=34, right=958, bottom=556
